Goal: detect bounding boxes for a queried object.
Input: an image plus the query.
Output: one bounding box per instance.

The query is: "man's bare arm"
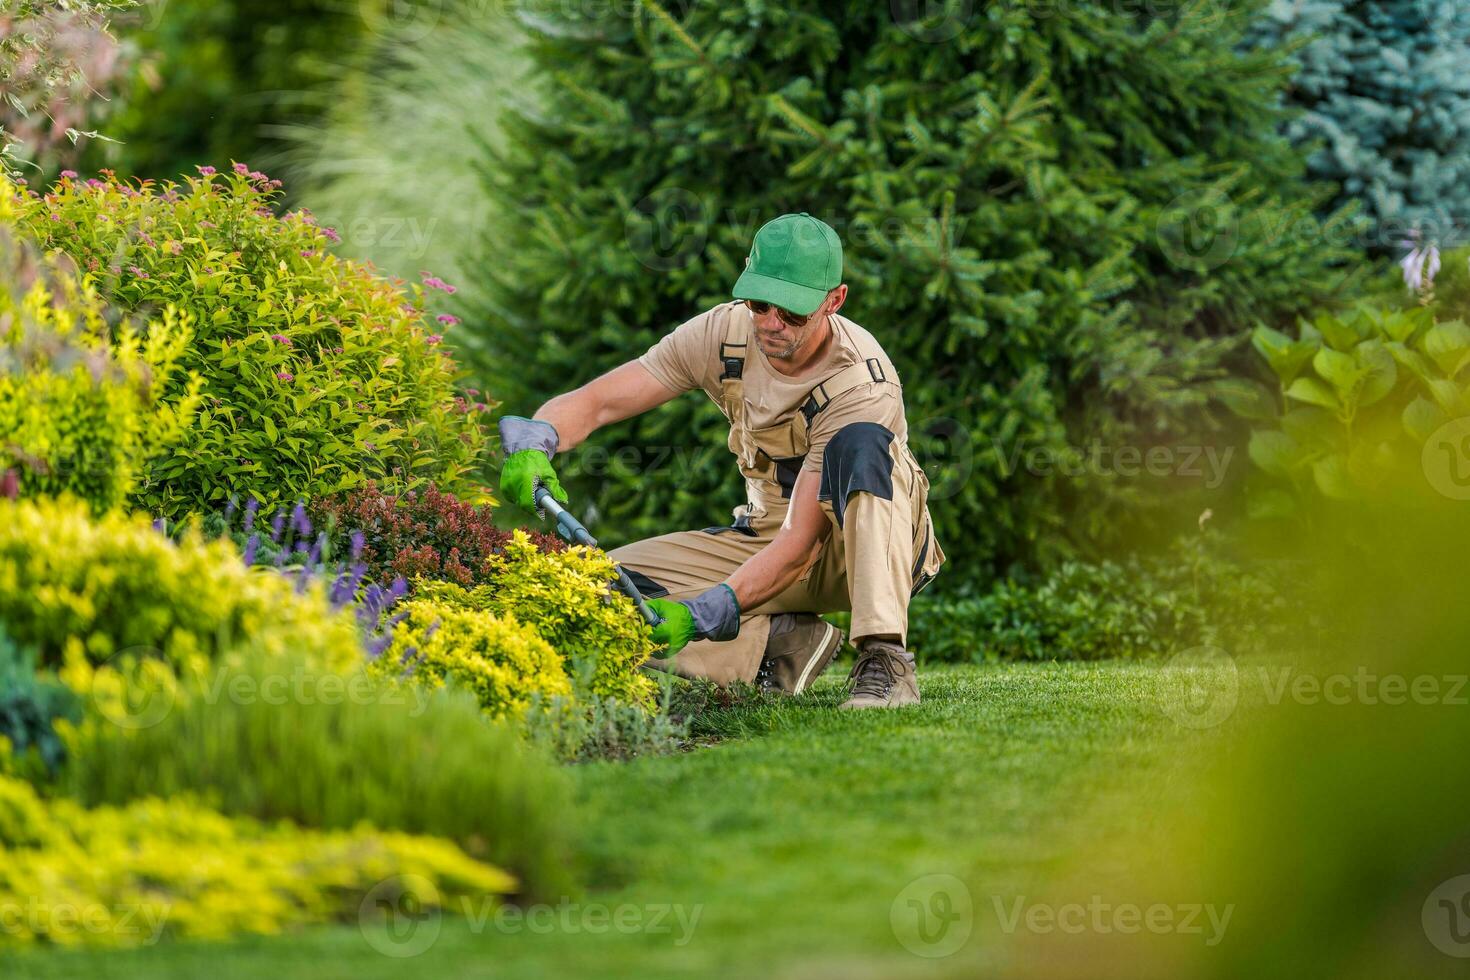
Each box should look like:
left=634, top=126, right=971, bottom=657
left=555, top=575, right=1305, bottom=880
left=532, top=361, right=680, bottom=453
left=725, top=469, right=832, bottom=613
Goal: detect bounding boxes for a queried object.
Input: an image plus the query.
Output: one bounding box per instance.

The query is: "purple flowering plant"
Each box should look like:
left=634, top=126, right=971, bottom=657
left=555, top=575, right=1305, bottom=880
left=203, top=496, right=408, bottom=659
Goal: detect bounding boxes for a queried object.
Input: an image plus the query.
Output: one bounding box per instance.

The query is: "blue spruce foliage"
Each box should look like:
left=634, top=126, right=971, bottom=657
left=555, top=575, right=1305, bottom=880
left=1251, top=0, right=1470, bottom=251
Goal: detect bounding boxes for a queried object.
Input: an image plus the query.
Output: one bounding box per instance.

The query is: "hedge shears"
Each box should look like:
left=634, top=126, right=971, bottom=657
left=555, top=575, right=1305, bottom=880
left=533, top=482, right=663, bottom=628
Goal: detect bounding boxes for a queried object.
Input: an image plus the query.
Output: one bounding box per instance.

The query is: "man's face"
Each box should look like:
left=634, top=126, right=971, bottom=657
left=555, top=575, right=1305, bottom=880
left=749, top=297, right=828, bottom=360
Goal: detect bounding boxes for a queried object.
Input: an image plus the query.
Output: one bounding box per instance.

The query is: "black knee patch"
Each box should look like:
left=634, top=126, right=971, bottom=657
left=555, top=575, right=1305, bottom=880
left=818, top=422, right=895, bottom=529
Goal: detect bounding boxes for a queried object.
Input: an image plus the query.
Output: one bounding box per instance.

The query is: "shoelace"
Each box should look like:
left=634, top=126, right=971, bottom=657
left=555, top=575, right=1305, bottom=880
left=848, top=650, right=899, bottom=700
left=756, top=659, right=776, bottom=690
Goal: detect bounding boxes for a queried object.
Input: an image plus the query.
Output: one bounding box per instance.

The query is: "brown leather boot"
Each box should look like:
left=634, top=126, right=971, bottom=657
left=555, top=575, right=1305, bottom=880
left=839, top=639, right=920, bottom=709
left=755, top=613, right=845, bottom=695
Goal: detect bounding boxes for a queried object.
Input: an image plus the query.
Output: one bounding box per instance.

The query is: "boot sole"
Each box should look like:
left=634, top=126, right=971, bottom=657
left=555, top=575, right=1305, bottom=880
left=790, top=622, right=845, bottom=695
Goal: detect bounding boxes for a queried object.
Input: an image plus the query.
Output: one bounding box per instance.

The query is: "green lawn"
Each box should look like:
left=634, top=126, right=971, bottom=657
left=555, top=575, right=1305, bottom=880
left=5, top=662, right=1202, bottom=979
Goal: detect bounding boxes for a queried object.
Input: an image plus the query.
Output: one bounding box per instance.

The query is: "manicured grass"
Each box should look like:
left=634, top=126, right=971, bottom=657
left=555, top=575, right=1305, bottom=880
left=5, top=662, right=1201, bottom=979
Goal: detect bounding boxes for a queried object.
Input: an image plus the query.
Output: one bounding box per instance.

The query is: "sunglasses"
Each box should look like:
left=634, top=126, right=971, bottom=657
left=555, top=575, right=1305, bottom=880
left=744, top=299, right=817, bottom=328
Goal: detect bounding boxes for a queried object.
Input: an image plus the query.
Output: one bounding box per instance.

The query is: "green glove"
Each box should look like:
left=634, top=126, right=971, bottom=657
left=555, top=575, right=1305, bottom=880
left=647, top=585, right=741, bottom=659
left=498, top=416, right=567, bottom=512
left=647, top=598, right=696, bottom=658
left=501, top=448, right=568, bottom=513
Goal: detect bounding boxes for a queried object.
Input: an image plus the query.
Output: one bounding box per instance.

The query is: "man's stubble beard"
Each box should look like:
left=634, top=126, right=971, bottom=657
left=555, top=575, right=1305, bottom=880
left=764, top=318, right=822, bottom=361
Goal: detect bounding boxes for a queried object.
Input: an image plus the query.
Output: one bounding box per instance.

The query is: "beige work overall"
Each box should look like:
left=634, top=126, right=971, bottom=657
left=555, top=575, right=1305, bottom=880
left=610, top=310, right=945, bottom=685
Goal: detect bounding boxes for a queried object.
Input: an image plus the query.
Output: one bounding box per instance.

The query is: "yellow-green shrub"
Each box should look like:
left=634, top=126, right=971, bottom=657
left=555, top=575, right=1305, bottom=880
left=418, top=531, right=657, bottom=709
left=0, top=228, right=200, bottom=514
left=60, top=654, right=580, bottom=902
left=372, top=597, right=573, bottom=723
left=0, top=774, right=514, bottom=949
left=0, top=496, right=363, bottom=683
left=6, top=168, right=492, bottom=520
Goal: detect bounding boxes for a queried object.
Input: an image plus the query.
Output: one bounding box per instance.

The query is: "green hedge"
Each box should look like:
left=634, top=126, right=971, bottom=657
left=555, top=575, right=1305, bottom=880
left=904, top=534, right=1291, bottom=662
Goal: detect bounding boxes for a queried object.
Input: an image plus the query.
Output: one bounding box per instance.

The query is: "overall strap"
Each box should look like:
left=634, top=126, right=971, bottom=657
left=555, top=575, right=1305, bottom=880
left=713, top=306, right=893, bottom=425
left=800, top=357, right=891, bottom=425
left=718, top=306, right=748, bottom=378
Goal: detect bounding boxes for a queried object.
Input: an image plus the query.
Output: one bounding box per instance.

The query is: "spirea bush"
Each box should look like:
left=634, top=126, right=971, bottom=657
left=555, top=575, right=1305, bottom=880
left=371, top=597, right=575, bottom=724
left=6, top=167, right=491, bottom=521
left=418, top=532, right=659, bottom=709
left=0, top=496, right=364, bottom=684
left=0, top=223, right=200, bottom=513
left=309, top=481, right=564, bottom=590
left=0, top=773, right=514, bottom=949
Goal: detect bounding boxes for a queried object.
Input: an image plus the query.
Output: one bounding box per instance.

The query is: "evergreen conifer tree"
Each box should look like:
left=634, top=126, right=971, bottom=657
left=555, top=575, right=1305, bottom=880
left=470, top=0, right=1359, bottom=578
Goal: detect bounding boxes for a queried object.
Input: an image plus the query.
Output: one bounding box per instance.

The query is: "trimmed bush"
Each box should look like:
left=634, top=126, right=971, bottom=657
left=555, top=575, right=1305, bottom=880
left=0, top=221, right=199, bottom=513
left=60, top=655, right=578, bottom=901
left=0, top=496, right=364, bottom=680
left=0, top=773, right=514, bottom=949
left=8, top=167, right=490, bottom=520
left=418, top=532, right=659, bottom=709
left=470, top=0, right=1360, bottom=579
left=371, top=597, right=576, bottom=723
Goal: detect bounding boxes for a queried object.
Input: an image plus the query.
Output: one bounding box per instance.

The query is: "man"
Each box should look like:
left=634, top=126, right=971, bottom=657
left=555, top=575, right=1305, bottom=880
left=498, top=213, right=945, bottom=709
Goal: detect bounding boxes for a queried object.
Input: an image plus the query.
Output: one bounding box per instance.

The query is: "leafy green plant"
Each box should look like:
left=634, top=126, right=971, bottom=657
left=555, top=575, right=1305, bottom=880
left=1, top=772, right=514, bottom=948
left=370, top=596, right=576, bottom=724
left=0, top=495, right=365, bottom=683
left=59, top=654, right=578, bottom=901
left=0, top=626, right=81, bottom=780
left=1240, top=305, right=1467, bottom=510
left=8, top=167, right=491, bottom=520
left=418, top=532, right=659, bottom=709
left=522, top=689, right=690, bottom=764
left=0, top=220, right=200, bottom=513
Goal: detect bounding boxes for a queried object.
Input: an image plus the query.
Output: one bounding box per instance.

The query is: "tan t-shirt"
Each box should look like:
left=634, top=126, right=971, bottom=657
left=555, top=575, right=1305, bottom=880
left=639, top=301, right=911, bottom=510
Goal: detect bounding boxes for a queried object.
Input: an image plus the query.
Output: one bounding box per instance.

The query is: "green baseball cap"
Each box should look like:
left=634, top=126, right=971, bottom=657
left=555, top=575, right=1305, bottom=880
left=732, top=212, right=843, bottom=316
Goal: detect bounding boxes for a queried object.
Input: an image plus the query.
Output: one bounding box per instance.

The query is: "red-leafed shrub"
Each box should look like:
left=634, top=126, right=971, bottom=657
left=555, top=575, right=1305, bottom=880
left=310, top=482, right=563, bottom=590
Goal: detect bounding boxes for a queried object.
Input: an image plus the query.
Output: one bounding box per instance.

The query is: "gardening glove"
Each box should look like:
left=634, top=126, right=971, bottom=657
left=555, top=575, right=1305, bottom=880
left=498, top=415, right=567, bottom=513
left=647, top=584, right=741, bottom=658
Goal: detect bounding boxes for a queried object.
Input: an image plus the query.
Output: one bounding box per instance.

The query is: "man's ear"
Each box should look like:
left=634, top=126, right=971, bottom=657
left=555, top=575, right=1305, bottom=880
left=826, top=284, right=848, bottom=316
